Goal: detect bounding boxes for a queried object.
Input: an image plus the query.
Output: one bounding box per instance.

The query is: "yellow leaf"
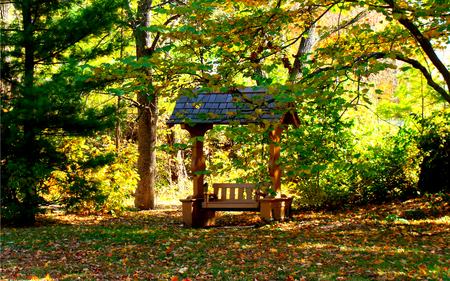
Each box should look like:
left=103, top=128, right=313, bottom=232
left=418, top=265, right=427, bottom=274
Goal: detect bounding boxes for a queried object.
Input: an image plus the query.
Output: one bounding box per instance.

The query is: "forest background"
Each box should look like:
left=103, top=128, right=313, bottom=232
left=1, top=0, right=449, bottom=226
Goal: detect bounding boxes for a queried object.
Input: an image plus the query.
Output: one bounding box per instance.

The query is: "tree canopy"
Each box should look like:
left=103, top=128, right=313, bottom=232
left=1, top=0, right=449, bottom=224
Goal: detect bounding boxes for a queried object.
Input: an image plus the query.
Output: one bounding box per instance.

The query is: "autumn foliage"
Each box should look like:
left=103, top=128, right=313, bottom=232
left=2, top=0, right=449, bottom=228
left=1, top=195, right=450, bottom=280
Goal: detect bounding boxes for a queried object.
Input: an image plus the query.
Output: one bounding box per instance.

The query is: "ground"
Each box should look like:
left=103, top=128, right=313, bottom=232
left=1, top=194, right=449, bottom=280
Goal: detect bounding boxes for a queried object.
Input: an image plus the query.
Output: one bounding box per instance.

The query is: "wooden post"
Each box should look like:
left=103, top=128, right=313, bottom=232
left=180, top=198, right=215, bottom=227
left=268, top=126, right=284, bottom=195
left=181, top=124, right=213, bottom=198
left=179, top=124, right=215, bottom=227
left=259, top=197, right=293, bottom=222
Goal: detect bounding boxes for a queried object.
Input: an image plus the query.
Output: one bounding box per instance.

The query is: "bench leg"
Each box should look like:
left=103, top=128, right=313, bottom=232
left=285, top=198, right=293, bottom=219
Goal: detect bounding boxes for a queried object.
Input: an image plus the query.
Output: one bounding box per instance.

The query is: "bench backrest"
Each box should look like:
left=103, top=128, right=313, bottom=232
left=211, top=183, right=261, bottom=201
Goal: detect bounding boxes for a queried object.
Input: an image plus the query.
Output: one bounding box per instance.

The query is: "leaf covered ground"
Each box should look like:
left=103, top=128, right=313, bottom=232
left=1, top=194, right=450, bottom=281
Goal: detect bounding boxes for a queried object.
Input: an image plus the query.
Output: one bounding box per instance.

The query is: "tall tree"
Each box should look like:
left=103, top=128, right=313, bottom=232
left=1, top=0, right=125, bottom=225
left=126, top=0, right=181, bottom=210
left=133, top=0, right=158, bottom=210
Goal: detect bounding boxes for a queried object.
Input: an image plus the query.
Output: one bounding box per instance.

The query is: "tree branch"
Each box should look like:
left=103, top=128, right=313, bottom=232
left=290, top=7, right=368, bottom=81
left=35, top=0, right=117, bottom=64
left=383, top=0, right=450, bottom=104
left=301, top=51, right=450, bottom=104
left=148, top=14, right=181, bottom=53
left=317, top=10, right=369, bottom=42
left=395, top=54, right=450, bottom=104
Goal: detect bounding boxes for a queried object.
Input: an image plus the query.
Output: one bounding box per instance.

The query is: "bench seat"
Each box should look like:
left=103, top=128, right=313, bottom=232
left=201, top=183, right=263, bottom=211
left=202, top=200, right=260, bottom=211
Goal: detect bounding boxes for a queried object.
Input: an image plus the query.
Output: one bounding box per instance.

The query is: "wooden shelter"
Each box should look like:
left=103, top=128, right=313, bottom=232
left=167, top=87, right=300, bottom=227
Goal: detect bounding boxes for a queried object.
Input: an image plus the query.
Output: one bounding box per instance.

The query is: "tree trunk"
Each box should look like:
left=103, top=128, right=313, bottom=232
left=1, top=3, right=12, bottom=96
left=290, top=25, right=317, bottom=81
left=134, top=0, right=158, bottom=210
left=168, top=130, right=188, bottom=184
left=176, top=150, right=188, bottom=182
left=22, top=0, right=37, bottom=225
left=289, top=10, right=369, bottom=82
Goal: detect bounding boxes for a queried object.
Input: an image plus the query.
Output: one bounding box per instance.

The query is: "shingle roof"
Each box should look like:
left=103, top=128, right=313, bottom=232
left=167, top=87, right=291, bottom=125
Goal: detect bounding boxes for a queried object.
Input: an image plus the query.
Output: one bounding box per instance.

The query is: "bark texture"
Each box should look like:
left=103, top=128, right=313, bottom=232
left=134, top=0, right=158, bottom=210
left=1, top=3, right=12, bottom=96
left=167, top=130, right=188, bottom=185
left=290, top=10, right=368, bottom=81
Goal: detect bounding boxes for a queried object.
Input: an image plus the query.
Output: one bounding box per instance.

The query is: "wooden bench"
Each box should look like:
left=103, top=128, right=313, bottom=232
left=202, top=183, right=265, bottom=211
left=180, top=183, right=292, bottom=227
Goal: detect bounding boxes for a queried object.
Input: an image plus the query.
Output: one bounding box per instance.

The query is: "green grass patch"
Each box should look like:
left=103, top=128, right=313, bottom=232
left=1, top=198, right=450, bottom=280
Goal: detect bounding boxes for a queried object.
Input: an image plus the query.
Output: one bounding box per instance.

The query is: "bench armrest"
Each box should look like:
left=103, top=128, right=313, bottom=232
left=255, top=186, right=268, bottom=199
left=204, top=192, right=218, bottom=202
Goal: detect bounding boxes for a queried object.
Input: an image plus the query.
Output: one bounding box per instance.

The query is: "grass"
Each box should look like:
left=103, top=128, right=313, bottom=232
left=1, top=195, right=450, bottom=280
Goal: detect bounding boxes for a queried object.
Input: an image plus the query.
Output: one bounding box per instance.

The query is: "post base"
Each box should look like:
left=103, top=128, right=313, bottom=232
left=180, top=198, right=216, bottom=227
left=259, top=197, right=293, bottom=222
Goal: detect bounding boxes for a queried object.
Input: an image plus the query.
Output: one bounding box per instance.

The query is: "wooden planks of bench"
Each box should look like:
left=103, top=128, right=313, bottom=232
left=202, top=183, right=262, bottom=211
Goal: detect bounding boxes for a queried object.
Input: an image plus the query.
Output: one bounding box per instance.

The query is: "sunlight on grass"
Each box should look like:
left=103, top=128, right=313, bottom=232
left=2, top=196, right=449, bottom=280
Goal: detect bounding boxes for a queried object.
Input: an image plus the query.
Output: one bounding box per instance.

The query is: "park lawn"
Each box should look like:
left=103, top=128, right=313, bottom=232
left=1, top=195, right=449, bottom=281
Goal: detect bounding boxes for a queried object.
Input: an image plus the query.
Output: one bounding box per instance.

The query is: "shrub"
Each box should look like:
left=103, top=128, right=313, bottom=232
left=416, top=113, right=450, bottom=194
left=348, top=126, right=420, bottom=204
left=287, top=116, right=421, bottom=208
left=50, top=136, right=138, bottom=214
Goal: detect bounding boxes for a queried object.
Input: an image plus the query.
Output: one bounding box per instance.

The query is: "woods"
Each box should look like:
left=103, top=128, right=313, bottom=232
left=1, top=0, right=449, bottom=280
left=1, top=0, right=126, bottom=224
left=1, top=0, right=449, bottom=223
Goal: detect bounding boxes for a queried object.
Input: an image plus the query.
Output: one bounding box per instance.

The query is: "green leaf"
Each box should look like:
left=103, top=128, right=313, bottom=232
left=194, top=170, right=209, bottom=175
left=155, top=45, right=173, bottom=53
left=393, top=13, right=402, bottom=20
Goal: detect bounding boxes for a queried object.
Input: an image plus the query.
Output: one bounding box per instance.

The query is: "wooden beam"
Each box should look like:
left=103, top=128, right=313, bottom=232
left=181, top=124, right=213, bottom=198
left=280, top=110, right=300, bottom=128
left=268, top=126, right=284, bottom=195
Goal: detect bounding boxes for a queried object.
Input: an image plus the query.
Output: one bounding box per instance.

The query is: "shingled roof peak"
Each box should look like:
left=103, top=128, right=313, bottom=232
left=167, top=87, right=298, bottom=126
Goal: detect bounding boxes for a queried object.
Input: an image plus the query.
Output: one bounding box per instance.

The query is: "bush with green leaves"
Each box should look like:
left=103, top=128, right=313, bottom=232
left=347, top=126, right=420, bottom=204
left=48, top=136, right=138, bottom=214
left=416, top=113, right=450, bottom=194
left=282, top=109, right=421, bottom=208
left=287, top=111, right=449, bottom=208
